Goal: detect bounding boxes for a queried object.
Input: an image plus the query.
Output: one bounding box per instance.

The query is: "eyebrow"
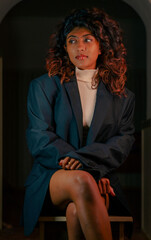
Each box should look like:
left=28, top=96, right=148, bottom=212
left=67, top=33, right=93, bottom=39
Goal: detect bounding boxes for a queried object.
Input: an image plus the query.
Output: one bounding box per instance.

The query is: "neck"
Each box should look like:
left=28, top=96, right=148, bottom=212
left=75, top=67, right=98, bottom=83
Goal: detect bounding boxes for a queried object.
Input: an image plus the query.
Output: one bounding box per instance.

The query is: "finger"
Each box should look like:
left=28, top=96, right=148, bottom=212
left=70, top=160, right=81, bottom=170
left=61, top=157, right=71, bottom=169
left=59, top=160, right=62, bottom=166
left=98, top=180, right=103, bottom=194
left=69, top=161, right=78, bottom=170
left=101, top=179, right=107, bottom=194
left=75, top=163, right=82, bottom=170
left=109, top=186, right=116, bottom=197
left=101, top=178, right=110, bottom=194
left=100, top=178, right=109, bottom=194
left=59, top=159, right=66, bottom=166
left=65, top=158, right=75, bottom=169
left=59, top=158, right=66, bottom=164
left=106, top=179, right=110, bottom=193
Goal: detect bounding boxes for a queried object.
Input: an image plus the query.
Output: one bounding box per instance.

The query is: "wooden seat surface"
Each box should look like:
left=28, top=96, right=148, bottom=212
left=39, top=215, right=133, bottom=240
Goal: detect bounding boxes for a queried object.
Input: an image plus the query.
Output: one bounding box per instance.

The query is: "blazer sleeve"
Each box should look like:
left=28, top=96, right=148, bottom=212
left=64, top=93, right=135, bottom=178
left=26, top=78, right=75, bottom=169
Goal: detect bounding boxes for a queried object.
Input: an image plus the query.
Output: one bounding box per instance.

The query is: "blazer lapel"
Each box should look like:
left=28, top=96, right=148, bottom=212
left=64, top=76, right=83, bottom=146
left=87, top=81, right=112, bottom=144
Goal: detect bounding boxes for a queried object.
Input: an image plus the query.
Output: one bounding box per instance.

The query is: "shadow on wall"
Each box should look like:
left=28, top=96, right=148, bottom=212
left=0, top=0, right=146, bottom=188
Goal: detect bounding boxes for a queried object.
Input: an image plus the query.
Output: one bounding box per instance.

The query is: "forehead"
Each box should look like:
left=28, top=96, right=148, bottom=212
left=67, top=27, right=92, bottom=38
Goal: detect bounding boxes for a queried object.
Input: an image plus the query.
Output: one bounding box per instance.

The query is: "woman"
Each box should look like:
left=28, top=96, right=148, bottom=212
left=23, top=7, right=135, bottom=240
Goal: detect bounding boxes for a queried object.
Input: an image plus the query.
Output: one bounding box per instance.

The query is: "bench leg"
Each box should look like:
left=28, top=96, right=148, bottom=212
left=119, top=222, right=124, bottom=240
left=39, top=222, right=45, bottom=240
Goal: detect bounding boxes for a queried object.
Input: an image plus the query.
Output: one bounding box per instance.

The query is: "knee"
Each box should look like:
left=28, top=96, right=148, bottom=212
left=66, top=202, right=77, bottom=219
left=72, top=171, right=97, bottom=201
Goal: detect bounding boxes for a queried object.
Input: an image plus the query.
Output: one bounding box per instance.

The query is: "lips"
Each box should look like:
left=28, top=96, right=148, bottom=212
left=75, top=54, right=88, bottom=60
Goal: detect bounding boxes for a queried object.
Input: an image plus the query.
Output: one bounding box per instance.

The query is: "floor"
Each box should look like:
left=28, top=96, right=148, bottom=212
left=0, top=185, right=150, bottom=240
left=0, top=224, right=149, bottom=240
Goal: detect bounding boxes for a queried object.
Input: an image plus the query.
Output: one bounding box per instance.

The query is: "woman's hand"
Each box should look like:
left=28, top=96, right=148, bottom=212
left=59, top=157, right=82, bottom=170
left=98, top=178, right=115, bottom=197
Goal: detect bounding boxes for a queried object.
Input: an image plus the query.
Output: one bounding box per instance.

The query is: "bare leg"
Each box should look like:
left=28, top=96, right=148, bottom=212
left=49, top=169, right=112, bottom=240
left=66, top=202, right=85, bottom=240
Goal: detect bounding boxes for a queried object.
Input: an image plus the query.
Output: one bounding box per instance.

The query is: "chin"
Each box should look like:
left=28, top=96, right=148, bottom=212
left=75, top=64, right=89, bottom=70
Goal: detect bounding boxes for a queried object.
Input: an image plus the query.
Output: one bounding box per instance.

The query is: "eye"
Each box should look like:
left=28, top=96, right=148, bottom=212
left=68, top=38, right=77, bottom=44
left=84, top=38, right=93, bottom=43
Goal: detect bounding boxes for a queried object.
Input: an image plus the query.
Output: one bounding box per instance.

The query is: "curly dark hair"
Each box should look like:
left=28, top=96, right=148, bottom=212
left=46, top=7, right=127, bottom=96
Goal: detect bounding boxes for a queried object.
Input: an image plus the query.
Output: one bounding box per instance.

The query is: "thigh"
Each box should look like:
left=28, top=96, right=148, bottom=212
left=49, top=169, right=97, bottom=209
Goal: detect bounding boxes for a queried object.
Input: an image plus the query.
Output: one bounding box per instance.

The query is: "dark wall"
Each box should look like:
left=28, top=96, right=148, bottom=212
left=0, top=0, right=146, bottom=187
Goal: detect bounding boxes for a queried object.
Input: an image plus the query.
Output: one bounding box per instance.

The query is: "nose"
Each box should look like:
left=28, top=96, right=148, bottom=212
left=77, top=40, right=85, bottom=51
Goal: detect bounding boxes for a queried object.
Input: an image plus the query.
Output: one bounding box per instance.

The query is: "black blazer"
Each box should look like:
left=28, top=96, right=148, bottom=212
left=23, top=73, right=135, bottom=236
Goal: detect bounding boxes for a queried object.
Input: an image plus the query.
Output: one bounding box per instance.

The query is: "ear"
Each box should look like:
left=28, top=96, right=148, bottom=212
left=99, top=48, right=101, bottom=55
left=64, top=44, right=67, bottom=51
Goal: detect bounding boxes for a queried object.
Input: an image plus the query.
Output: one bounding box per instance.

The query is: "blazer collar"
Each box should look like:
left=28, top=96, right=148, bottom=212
left=64, top=76, right=112, bottom=146
left=64, top=76, right=83, bottom=146
left=87, top=81, right=112, bottom=144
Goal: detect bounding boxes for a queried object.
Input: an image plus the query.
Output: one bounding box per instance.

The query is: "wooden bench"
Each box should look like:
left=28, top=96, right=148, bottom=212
left=39, top=215, right=133, bottom=240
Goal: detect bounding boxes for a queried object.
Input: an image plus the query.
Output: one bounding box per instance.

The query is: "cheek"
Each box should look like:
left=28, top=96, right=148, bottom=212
left=93, top=46, right=101, bottom=59
left=68, top=49, right=76, bottom=63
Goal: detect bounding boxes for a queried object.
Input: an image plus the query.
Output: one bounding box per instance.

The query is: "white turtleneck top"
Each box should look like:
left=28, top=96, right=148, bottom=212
left=76, top=67, right=98, bottom=127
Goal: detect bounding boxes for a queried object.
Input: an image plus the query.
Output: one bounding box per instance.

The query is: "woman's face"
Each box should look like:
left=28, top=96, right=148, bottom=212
left=65, top=27, right=101, bottom=70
